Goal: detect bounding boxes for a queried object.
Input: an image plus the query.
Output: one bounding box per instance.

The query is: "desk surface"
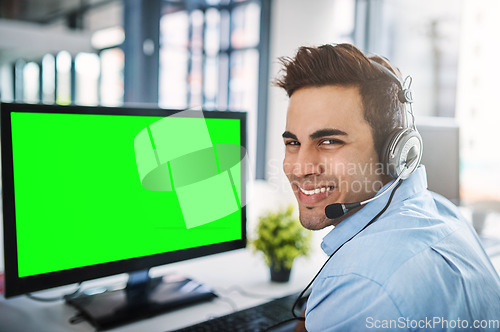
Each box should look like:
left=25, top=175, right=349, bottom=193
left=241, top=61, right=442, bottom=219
left=1, top=209, right=500, bottom=332
left=0, top=241, right=328, bottom=332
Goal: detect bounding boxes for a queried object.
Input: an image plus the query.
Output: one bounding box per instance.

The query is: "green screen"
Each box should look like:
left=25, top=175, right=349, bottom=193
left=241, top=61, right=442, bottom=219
left=10, top=112, right=243, bottom=277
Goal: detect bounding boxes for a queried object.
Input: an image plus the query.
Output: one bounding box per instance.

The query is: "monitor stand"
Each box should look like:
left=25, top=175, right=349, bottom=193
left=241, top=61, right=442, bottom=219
left=65, top=270, right=217, bottom=330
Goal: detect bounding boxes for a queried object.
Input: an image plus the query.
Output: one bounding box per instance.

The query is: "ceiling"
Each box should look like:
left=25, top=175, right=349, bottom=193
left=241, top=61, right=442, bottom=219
left=0, top=0, right=116, bottom=64
left=0, top=0, right=115, bottom=25
left=0, top=0, right=203, bottom=64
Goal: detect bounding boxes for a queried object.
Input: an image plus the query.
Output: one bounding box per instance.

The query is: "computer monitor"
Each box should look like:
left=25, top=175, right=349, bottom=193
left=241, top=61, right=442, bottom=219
left=1, top=102, right=247, bottom=329
left=416, top=117, right=460, bottom=204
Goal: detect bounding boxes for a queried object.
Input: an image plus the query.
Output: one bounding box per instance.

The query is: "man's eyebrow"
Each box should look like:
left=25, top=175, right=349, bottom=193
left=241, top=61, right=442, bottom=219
left=282, top=131, right=298, bottom=140
left=310, top=128, right=348, bottom=140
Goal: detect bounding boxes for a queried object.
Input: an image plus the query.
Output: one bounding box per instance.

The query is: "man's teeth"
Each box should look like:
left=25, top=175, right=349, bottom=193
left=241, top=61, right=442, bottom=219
left=299, top=186, right=333, bottom=195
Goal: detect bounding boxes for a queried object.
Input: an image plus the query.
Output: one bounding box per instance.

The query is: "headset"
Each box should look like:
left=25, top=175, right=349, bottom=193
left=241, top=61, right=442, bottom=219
left=372, top=59, right=423, bottom=180
left=325, top=59, right=423, bottom=219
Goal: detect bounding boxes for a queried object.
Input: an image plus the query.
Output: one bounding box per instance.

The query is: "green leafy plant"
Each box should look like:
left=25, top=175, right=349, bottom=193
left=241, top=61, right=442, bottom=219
left=251, top=205, right=312, bottom=270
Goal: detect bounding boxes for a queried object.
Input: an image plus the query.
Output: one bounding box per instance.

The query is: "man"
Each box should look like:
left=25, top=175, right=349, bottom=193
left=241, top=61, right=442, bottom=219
left=276, top=43, right=500, bottom=331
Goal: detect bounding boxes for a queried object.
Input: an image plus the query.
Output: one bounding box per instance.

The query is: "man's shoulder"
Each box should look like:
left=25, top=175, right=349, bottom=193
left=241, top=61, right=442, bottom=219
left=313, top=210, right=500, bottom=324
left=322, top=201, right=474, bottom=285
left=317, top=196, right=500, bottom=299
left=309, top=187, right=500, bottom=327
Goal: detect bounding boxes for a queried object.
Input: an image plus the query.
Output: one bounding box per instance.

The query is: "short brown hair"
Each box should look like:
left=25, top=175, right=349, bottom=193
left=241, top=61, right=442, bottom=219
left=274, top=43, right=405, bottom=161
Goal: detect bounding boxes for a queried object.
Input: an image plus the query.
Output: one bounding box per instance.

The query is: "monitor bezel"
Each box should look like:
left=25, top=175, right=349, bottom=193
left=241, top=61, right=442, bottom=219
left=1, top=102, right=247, bottom=298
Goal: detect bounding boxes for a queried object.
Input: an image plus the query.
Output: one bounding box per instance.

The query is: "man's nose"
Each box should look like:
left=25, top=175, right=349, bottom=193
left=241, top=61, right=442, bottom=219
left=291, top=150, right=324, bottom=177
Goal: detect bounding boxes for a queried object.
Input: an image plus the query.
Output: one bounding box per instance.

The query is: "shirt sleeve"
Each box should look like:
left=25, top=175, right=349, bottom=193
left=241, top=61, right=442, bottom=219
left=305, top=273, right=409, bottom=332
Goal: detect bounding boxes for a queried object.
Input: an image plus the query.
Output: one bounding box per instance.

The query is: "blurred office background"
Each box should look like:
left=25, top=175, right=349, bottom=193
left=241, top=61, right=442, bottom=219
left=1, top=0, right=499, bottom=211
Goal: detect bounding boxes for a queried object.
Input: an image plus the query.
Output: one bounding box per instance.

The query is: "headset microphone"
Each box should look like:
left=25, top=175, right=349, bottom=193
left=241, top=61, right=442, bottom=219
left=325, top=156, right=418, bottom=219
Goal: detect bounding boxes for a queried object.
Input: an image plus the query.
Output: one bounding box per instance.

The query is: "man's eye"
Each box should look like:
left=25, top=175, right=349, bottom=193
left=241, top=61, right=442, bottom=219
left=285, top=140, right=300, bottom=146
left=321, top=139, right=344, bottom=145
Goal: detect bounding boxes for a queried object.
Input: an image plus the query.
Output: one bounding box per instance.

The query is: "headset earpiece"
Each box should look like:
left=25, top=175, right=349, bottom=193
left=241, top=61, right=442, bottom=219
left=370, top=59, right=423, bottom=179
left=382, top=127, right=422, bottom=179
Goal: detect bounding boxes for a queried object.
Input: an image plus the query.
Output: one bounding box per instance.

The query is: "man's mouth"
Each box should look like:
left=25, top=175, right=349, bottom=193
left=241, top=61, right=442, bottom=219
left=298, top=185, right=335, bottom=195
left=295, top=184, right=337, bottom=206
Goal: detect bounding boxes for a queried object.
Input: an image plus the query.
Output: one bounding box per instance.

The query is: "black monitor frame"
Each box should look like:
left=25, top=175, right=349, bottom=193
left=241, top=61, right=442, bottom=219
left=1, top=102, right=247, bottom=299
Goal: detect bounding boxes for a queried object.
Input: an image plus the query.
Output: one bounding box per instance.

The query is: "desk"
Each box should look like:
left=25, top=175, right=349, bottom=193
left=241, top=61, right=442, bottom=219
left=0, top=238, right=328, bottom=332
left=2, top=209, right=500, bottom=332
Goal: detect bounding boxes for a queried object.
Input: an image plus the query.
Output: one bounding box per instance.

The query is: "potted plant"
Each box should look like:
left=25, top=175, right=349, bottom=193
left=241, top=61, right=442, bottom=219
left=251, top=205, right=312, bottom=282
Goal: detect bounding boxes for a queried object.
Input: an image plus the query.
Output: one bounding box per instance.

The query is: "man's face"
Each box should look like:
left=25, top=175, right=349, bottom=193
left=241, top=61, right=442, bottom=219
left=283, top=85, right=387, bottom=230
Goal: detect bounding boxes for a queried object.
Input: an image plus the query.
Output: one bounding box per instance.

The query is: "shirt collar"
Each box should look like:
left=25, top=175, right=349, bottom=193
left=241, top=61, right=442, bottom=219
left=321, top=165, right=428, bottom=255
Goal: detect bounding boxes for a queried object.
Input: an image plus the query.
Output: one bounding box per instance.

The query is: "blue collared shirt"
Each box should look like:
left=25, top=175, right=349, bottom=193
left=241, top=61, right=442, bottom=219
left=305, top=166, right=500, bottom=331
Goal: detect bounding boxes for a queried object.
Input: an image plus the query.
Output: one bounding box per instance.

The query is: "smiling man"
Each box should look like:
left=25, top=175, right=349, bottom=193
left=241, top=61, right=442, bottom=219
left=276, top=44, right=500, bottom=331
left=282, top=84, right=390, bottom=230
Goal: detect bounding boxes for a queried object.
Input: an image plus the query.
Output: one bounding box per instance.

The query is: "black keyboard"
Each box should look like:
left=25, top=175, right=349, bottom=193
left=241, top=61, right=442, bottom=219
left=172, top=292, right=306, bottom=332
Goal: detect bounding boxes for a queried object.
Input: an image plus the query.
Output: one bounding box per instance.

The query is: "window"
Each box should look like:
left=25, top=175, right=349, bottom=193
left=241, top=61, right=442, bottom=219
left=2, top=40, right=124, bottom=107
left=75, top=53, right=100, bottom=105
left=456, top=0, right=500, bottom=202
left=159, top=0, right=265, bottom=177
left=42, top=54, right=56, bottom=104
left=56, top=51, right=72, bottom=105
left=23, top=62, right=40, bottom=104
left=100, top=48, right=125, bottom=106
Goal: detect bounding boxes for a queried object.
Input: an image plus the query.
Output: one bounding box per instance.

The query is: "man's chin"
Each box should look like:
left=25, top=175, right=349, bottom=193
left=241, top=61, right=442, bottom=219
left=298, top=206, right=331, bottom=230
